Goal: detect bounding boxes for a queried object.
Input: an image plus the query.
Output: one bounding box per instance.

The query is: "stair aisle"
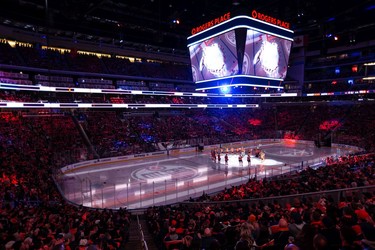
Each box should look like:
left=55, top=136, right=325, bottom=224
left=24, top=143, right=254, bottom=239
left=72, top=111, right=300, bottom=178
left=125, top=214, right=159, bottom=250
left=138, top=214, right=159, bottom=250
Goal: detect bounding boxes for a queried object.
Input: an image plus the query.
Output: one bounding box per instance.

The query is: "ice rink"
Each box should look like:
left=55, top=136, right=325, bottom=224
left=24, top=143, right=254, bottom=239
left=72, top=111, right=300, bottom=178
left=56, top=140, right=360, bottom=210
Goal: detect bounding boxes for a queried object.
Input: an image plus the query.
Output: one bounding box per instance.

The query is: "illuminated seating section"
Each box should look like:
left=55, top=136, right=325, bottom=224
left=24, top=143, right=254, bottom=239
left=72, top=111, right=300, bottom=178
left=0, top=85, right=374, bottom=151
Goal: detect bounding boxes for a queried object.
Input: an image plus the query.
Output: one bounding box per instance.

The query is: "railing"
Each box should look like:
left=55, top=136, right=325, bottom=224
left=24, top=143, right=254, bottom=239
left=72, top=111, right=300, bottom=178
left=179, top=185, right=375, bottom=208
left=53, top=139, right=364, bottom=210
left=137, top=215, right=149, bottom=250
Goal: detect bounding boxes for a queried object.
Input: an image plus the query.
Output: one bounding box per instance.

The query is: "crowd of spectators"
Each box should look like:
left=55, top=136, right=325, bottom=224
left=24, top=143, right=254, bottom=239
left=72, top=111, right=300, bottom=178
left=0, top=112, right=132, bottom=250
left=146, top=153, right=375, bottom=250
left=1, top=92, right=374, bottom=158
left=196, top=154, right=375, bottom=201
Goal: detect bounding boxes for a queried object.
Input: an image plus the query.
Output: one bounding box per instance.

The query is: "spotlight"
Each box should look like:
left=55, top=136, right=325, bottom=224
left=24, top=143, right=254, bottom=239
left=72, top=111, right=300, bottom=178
left=220, top=86, right=229, bottom=93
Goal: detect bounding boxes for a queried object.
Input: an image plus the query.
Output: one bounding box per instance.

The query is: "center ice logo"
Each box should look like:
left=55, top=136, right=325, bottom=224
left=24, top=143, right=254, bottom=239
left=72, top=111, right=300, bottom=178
left=131, top=165, right=200, bottom=183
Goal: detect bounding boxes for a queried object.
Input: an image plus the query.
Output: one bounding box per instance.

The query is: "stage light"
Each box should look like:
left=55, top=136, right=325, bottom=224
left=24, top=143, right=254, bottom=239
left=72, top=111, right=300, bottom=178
left=220, top=85, right=229, bottom=93
left=352, top=65, right=358, bottom=72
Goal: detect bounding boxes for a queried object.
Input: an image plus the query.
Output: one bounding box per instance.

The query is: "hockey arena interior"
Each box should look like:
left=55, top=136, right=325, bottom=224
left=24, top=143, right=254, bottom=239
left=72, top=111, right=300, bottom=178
left=0, top=1, right=375, bottom=250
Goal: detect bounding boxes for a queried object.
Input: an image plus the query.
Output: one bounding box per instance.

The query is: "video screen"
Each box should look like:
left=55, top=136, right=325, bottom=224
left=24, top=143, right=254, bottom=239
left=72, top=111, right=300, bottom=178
left=189, top=30, right=238, bottom=82
left=242, top=29, right=292, bottom=80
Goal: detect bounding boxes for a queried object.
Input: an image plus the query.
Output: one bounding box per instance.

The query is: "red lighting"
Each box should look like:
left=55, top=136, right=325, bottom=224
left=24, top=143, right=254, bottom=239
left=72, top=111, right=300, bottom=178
left=352, top=65, right=358, bottom=73
left=319, top=120, right=341, bottom=131
left=248, top=118, right=262, bottom=126
left=283, top=131, right=300, bottom=142
left=233, top=127, right=249, bottom=135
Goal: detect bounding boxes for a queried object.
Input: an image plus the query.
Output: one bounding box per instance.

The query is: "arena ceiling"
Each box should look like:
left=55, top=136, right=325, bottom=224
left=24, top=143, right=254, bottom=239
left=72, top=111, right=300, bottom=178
left=1, top=0, right=375, bottom=55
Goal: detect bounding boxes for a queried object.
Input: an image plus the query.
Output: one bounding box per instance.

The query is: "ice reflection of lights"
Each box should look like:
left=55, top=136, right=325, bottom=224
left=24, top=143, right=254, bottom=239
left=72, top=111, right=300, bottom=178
left=193, top=176, right=207, bottom=183
left=146, top=175, right=172, bottom=184
left=254, top=159, right=283, bottom=166
left=115, top=183, right=130, bottom=190
left=83, top=202, right=92, bottom=207
left=258, top=170, right=270, bottom=176
left=135, top=190, right=145, bottom=196
left=82, top=191, right=91, bottom=197
left=176, top=181, right=184, bottom=187
left=198, top=167, right=208, bottom=173
left=224, top=154, right=283, bottom=167
left=93, top=199, right=106, bottom=206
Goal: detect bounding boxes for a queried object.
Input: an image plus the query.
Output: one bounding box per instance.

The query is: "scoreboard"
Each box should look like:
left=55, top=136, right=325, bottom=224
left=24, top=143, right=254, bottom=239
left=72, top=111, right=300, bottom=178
left=187, top=11, right=294, bottom=92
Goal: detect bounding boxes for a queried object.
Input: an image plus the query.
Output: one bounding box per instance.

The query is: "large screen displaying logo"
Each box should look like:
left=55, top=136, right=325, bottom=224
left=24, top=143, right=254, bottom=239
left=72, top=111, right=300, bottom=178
left=242, top=30, right=292, bottom=80
left=189, top=30, right=238, bottom=82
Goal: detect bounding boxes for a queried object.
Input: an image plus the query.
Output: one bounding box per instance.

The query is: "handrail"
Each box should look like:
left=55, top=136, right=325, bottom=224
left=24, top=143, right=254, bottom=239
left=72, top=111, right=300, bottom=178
left=137, top=215, right=149, bottom=250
